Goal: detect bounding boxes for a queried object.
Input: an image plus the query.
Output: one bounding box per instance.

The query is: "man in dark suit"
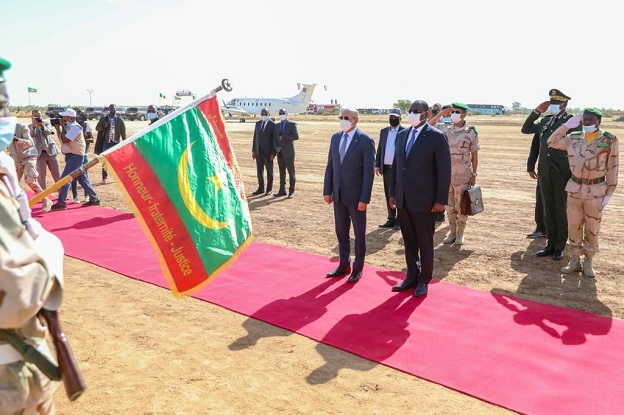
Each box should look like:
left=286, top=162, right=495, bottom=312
left=375, top=108, right=405, bottom=230
left=389, top=100, right=451, bottom=297
left=323, top=108, right=375, bottom=283
left=251, top=108, right=276, bottom=196
left=273, top=108, right=299, bottom=198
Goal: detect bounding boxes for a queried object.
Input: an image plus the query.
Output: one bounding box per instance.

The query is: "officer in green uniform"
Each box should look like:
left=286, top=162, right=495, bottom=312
left=521, top=89, right=579, bottom=261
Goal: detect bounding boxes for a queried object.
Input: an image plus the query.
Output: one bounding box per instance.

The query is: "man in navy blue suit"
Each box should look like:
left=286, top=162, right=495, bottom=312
left=389, top=100, right=451, bottom=297
left=251, top=108, right=276, bottom=196
left=323, top=108, right=376, bottom=283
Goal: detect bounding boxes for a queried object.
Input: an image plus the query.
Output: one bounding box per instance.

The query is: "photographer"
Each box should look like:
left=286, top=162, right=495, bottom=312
left=49, top=108, right=101, bottom=211
left=29, top=109, right=61, bottom=191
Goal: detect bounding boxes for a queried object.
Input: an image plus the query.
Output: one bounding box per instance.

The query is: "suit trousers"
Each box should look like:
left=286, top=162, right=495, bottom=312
left=333, top=200, right=367, bottom=272
left=36, top=152, right=61, bottom=190
left=382, top=165, right=397, bottom=220
left=535, top=181, right=545, bottom=230
left=538, top=166, right=569, bottom=251
left=276, top=153, right=296, bottom=193
left=255, top=155, right=274, bottom=191
left=397, top=208, right=435, bottom=284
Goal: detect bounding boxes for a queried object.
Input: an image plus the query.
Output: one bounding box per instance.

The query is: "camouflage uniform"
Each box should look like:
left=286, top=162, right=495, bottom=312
left=7, top=123, right=44, bottom=195
left=437, top=122, right=479, bottom=237
left=0, top=152, right=64, bottom=415
left=547, top=125, right=619, bottom=275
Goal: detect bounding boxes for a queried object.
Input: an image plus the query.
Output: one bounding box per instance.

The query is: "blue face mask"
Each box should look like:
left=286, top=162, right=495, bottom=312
left=0, top=116, right=17, bottom=151
left=147, top=113, right=157, bottom=120
left=548, top=104, right=561, bottom=114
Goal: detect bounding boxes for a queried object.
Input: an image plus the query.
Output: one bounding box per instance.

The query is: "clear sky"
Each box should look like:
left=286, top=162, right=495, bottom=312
left=2, top=0, right=622, bottom=110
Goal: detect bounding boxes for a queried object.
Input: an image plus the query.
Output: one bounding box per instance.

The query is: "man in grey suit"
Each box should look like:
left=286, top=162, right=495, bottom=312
left=274, top=108, right=299, bottom=198
left=375, top=108, right=405, bottom=230
left=251, top=108, right=276, bottom=196
left=389, top=100, right=451, bottom=297
left=323, top=108, right=376, bottom=283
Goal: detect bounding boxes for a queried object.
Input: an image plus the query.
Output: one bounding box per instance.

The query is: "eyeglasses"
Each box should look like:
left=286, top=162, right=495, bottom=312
left=339, top=116, right=353, bottom=120
left=451, top=111, right=463, bottom=114
left=408, top=110, right=422, bottom=115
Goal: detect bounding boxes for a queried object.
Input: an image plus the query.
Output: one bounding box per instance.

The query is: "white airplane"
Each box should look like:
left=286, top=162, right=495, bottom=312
left=220, top=83, right=316, bottom=122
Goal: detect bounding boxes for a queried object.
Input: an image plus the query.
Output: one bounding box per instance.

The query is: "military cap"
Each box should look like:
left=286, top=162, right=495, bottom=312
left=584, top=107, right=603, bottom=117
left=0, top=57, right=10, bottom=81
left=388, top=108, right=401, bottom=116
left=452, top=102, right=469, bottom=111
left=549, top=88, right=571, bottom=102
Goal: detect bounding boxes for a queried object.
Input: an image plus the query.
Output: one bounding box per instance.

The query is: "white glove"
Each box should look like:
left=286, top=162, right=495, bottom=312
left=565, top=113, right=582, bottom=129
left=602, top=195, right=611, bottom=208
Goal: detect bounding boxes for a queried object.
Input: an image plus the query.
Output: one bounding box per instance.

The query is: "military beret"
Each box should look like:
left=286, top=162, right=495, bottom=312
left=584, top=107, right=603, bottom=117
left=452, top=102, right=469, bottom=111
left=0, top=57, right=10, bottom=81
left=549, top=88, right=571, bottom=102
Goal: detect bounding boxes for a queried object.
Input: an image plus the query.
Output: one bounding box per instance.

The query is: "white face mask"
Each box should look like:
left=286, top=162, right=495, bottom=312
left=0, top=116, right=17, bottom=151
left=407, top=112, right=422, bottom=127
left=147, top=113, right=157, bottom=120
left=548, top=104, right=561, bottom=114
left=582, top=124, right=598, bottom=133
left=442, top=116, right=452, bottom=123
left=279, top=114, right=287, bottom=121
left=339, top=119, right=352, bottom=132
left=451, top=112, right=463, bottom=124
left=261, top=115, right=269, bottom=122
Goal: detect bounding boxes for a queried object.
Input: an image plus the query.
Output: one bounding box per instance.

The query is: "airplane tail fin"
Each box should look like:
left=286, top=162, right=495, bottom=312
left=290, top=83, right=316, bottom=104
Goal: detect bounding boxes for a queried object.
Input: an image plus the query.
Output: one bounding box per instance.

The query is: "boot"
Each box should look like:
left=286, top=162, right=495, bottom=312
left=582, top=256, right=596, bottom=278
left=455, top=223, right=466, bottom=245
left=41, top=197, right=53, bottom=213
left=561, top=255, right=582, bottom=274
left=442, top=222, right=456, bottom=244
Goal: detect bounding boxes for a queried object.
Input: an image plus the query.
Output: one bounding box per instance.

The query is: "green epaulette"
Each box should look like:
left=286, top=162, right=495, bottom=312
left=604, top=131, right=616, bottom=142
left=470, top=125, right=478, bottom=135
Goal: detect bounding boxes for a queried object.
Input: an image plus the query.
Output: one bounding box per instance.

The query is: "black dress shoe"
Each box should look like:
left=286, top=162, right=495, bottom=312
left=326, top=266, right=351, bottom=278
left=287, top=192, right=294, bottom=199
left=379, top=220, right=395, bottom=228
left=347, top=271, right=362, bottom=283
left=393, top=223, right=401, bottom=230
left=527, top=228, right=547, bottom=238
left=552, top=250, right=564, bottom=261
left=414, top=283, right=429, bottom=297
left=251, top=189, right=264, bottom=195
left=536, top=245, right=554, bottom=257
left=392, top=274, right=418, bottom=292
left=264, top=190, right=272, bottom=196
left=274, top=191, right=287, bottom=197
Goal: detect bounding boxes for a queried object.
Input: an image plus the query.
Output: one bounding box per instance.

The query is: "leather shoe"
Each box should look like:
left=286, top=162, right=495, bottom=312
left=264, top=190, right=272, bottom=196
left=251, top=189, right=264, bottom=195
left=379, top=220, right=395, bottom=228
left=393, top=223, right=401, bottom=230
left=527, top=228, right=547, bottom=238
left=414, top=283, right=428, bottom=297
left=287, top=192, right=294, bottom=199
left=274, top=191, right=287, bottom=197
left=552, top=250, right=564, bottom=261
left=347, top=271, right=362, bottom=283
left=392, top=274, right=418, bottom=292
left=326, top=265, right=351, bottom=278
left=536, top=245, right=554, bottom=257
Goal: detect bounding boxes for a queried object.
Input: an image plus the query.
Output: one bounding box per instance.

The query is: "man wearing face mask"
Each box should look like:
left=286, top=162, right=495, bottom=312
left=95, top=104, right=126, bottom=184
left=251, top=108, right=276, bottom=196
left=428, top=102, right=479, bottom=245
left=388, top=100, right=451, bottom=297
left=323, top=109, right=375, bottom=283
left=273, top=108, right=299, bottom=198
left=375, top=108, right=405, bottom=230
left=49, top=108, right=100, bottom=211
left=547, top=108, right=619, bottom=278
left=147, top=104, right=160, bottom=125
left=521, top=89, right=578, bottom=261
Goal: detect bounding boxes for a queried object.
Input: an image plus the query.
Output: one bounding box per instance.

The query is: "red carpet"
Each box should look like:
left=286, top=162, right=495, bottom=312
left=34, top=204, right=624, bottom=414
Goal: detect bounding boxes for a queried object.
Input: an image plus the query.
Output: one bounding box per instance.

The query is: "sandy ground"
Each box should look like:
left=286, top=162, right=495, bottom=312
left=19, top=114, right=622, bottom=414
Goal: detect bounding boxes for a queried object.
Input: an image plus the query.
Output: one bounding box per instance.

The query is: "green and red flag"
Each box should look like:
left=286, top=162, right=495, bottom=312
left=103, top=95, right=252, bottom=296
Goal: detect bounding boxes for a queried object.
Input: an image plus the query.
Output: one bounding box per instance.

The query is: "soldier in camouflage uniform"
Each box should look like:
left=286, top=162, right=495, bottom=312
left=7, top=122, right=52, bottom=212
left=0, top=57, right=64, bottom=415
left=429, top=102, right=479, bottom=245
left=547, top=108, right=619, bottom=277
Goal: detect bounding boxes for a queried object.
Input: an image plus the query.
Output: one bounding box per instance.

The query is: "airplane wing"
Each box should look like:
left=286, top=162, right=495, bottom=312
left=219, top=105, right=251, bottom=119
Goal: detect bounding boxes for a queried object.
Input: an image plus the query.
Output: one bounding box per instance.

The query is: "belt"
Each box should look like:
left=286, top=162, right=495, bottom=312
left=571, top=175, right=606, bottom=185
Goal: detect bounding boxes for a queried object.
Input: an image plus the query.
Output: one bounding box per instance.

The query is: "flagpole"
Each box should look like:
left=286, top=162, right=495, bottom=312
left=28, top=92, right=30, bottom=106
left=28, top=79, right=233, bottom=208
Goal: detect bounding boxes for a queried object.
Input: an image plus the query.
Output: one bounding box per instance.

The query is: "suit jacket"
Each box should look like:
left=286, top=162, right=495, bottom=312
left=389, top=124, right=451, bottom=212
left=375, top=125, right=405, bottom=175
left=273, top=120, right=299, bottom=158
left=252, top=120, right=276, bottom=157
left=94, top=115, right=126, bottom=155
left=323, top=128, right=375, bottom=206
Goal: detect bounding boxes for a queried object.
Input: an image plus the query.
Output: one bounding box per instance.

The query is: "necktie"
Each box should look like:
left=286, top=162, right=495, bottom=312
left=405, top=129, right=417, bottom=156
left=339, top=133, right=348, bottom=163
left=262, top=121, right=266, bottom=131
left=280, top=122, right=284, bottom=134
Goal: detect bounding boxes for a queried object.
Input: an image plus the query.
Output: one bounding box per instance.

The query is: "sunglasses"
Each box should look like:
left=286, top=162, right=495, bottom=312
left=408, top=110, right=422, bottom=114
left=339, top=116, right=354, bottom=120
left=451, top=110, right=463, bottom=114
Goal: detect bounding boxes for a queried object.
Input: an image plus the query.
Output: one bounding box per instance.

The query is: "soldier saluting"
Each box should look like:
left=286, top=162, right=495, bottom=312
left=521, top=89, right=579, bottom=261
left=547, top=108, right=619, bottom=277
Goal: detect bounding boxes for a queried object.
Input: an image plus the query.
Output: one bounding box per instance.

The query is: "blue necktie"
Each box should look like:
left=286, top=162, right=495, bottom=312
left=280, top=121, right=285, bottom=134
left=405, top=129, right=417, bottom=156
left=339, top=133, right=348, bottom=163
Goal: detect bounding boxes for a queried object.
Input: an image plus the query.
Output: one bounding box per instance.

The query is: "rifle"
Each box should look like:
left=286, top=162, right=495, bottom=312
left=39, top=309, right=87, bottom=401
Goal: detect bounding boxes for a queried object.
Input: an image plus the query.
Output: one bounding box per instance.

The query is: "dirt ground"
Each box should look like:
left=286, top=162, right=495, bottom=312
left=22, top=113, right=622, bottom=414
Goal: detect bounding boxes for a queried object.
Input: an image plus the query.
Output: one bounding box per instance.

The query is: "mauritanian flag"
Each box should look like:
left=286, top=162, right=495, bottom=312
left=28, top=87, right=37, bottom=93
left=103, top=95, right=252, bottom=296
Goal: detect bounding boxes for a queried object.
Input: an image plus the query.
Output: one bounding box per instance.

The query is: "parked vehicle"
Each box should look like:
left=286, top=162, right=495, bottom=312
left=85, top=106, right=104, bottom=120
left=126, top=106, right=148, bottom=121
left=44, top=106, right=64, bottom=118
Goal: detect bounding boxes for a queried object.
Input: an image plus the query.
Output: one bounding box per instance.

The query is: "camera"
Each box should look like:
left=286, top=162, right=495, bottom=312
left=34, top=116, right=43, bottom=123
left=50, top=118, right=61, bottom=126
